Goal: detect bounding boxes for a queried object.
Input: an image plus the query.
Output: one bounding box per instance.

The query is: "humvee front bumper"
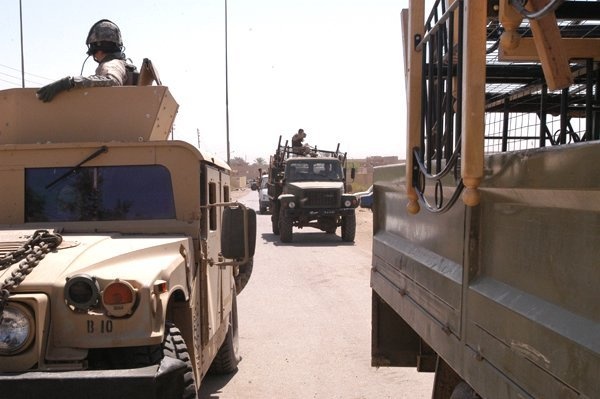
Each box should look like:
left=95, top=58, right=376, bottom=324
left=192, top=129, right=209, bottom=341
left=0, top=357, right=187, bottom=399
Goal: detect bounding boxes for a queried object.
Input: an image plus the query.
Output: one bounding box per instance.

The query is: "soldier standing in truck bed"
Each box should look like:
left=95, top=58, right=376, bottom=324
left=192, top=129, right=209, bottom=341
left=37, top=19, right=136, bottom=102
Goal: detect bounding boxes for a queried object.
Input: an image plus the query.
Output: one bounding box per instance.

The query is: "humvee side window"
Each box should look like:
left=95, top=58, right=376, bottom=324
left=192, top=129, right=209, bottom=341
left=223, top=185, right=230, bottom=203
left=25, top=165, right=176, bottom=222
left=209, top=182, right=217, bottom=231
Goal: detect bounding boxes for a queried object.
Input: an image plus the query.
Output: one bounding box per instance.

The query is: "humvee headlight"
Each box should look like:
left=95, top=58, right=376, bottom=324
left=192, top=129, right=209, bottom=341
left=0, top=303, right=35, bottom=355
left=288, top=201, right=296, bottom=209
left=102, top=280, right=137, bottom=317
left=65, top=274, right=100, bottom=310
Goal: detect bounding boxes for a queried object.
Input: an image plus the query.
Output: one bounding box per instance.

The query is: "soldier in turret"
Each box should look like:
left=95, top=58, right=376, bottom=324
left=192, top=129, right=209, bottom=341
left=37, top=19, right=136, bottom=102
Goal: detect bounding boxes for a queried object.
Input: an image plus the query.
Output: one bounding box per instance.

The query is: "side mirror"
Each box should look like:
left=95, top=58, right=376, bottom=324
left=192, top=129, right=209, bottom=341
left=350, top=167, right=356, bottom=180
left=221, top=205, right=256, bottom=259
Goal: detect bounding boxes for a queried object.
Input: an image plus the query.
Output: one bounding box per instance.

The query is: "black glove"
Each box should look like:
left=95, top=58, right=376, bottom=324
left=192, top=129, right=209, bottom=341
left=36, top=77, right=74, bottom=102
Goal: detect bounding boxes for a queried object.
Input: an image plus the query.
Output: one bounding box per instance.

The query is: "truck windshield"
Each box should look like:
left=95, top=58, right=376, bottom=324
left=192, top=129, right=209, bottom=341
left=25, top=165, right=176, bottom=222
left=285, top=160, right=343, bottom=182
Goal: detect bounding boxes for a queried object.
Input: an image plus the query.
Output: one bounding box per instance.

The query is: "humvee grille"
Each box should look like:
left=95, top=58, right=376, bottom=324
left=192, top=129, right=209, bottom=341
left=0, top=242, right=25, bottom=257
left=302, top=190, right=340, bottom=208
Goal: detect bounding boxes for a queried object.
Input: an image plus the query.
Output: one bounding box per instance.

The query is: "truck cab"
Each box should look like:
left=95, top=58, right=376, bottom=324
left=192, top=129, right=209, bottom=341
left=267, top=136, right=358, bottom=243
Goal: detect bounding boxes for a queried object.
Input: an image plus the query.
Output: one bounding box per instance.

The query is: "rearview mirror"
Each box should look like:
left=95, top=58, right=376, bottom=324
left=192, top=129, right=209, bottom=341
left=221, top=205, right=256, bottom=259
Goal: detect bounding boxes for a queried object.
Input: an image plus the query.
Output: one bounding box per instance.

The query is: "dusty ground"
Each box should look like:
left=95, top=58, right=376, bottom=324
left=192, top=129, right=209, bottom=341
left=202, top=189, right=433, bottom=398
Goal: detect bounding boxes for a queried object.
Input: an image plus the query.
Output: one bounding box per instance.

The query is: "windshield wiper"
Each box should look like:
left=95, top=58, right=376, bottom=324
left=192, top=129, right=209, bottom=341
left=45, top=146, right=108, bottom=189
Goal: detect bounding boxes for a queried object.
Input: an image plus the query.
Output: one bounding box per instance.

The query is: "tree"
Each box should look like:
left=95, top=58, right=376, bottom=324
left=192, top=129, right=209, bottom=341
left=230, top=156, right=248, bottom=167
left=254, top=157, right=266, bottom=166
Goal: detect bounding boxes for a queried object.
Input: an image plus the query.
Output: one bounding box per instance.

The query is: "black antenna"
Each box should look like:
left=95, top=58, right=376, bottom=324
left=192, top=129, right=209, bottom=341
left=19, top=0, right=25, bottom=88
left=225, top=0, right=231, bottom=165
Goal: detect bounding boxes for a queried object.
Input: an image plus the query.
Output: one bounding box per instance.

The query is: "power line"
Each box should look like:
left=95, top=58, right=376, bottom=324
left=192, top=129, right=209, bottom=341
left=0, top=70, right=47, bottom=87
left=0, top=63, right=52, bottom=81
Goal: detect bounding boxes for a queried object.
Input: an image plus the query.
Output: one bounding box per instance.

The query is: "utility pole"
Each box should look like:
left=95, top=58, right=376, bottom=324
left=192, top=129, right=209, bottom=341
left=197, top=128, right=201, bottom=149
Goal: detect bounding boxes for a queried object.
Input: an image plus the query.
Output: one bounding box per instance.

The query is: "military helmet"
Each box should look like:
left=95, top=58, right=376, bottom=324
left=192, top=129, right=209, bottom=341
left=86, top=19, right=123, bottom=55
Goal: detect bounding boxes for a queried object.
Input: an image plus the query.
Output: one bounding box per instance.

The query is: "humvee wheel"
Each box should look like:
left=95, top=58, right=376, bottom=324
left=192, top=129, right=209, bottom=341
left=210, top=290, right=241, bottom=374
left=163, top=322, right=198, bottom=398
left=271, top=202, right=280, bottom=235
left=279, top=208, right=293, bottom=243
left=341, top=213, right=356, bottom=242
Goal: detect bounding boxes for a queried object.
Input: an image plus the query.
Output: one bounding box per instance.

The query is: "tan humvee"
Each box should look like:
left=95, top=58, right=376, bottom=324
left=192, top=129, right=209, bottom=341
left=0, top=86, right=256, bottom=398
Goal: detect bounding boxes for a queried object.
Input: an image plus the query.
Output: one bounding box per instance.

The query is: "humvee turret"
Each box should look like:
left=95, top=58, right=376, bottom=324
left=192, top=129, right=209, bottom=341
left=0, top=85, right=256, bottom=398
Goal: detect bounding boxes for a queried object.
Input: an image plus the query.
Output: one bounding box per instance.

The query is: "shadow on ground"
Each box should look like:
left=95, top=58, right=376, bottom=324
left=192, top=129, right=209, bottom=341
left=199, top=370, right=238, bottom=399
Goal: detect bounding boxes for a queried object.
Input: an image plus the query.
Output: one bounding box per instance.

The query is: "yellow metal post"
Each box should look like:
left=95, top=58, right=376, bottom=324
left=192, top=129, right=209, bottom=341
left=406, top=0, right=425, bottom=215
left=460, top=0, right=486, bottom=207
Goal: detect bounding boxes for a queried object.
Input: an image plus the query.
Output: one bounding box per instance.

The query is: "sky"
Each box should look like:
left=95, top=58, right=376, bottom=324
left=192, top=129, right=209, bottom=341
left=1, top=0, right=408, bottom=163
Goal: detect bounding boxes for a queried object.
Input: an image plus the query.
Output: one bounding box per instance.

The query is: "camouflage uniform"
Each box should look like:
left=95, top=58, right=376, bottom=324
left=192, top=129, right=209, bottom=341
left=72, top=52, right=131, bottom=88
left=37, top=19, right=135, bottom=102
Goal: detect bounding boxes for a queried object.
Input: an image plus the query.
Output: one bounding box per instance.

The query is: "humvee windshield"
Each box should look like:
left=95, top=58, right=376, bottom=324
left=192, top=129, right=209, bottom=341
left=25, top=165, right=176, bottom=222
left=285, top=159, right=343, bottom=182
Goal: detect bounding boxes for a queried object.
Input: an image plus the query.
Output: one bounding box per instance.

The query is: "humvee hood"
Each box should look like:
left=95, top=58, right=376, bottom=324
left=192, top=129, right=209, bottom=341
left=0, top=233, right=190, bottom=291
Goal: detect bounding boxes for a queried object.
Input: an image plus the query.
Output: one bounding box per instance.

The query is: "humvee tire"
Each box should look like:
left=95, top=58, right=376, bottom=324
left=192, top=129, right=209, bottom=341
left=341, top=213, right=356, bottom=242
left=209, top=291, right=240, bottom=374
left=163, top=322, right=198, bottom=398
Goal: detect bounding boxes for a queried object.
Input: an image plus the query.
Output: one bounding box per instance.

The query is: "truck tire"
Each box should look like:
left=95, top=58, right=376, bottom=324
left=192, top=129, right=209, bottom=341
left=209, top=290, right=241, bottom=374
left=341, top=213, right=356, bottom=242
left=279, top=209, right=293, bottom=243
left=235, top=259, right=253, bottom=294
left=163, top=322, right=198, bottom=398
left=271, top=202, right=280, bottom=235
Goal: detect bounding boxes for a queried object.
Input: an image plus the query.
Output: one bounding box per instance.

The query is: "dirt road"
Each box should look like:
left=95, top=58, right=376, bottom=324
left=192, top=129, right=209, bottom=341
left=199, top=189, right=433, bottom=398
